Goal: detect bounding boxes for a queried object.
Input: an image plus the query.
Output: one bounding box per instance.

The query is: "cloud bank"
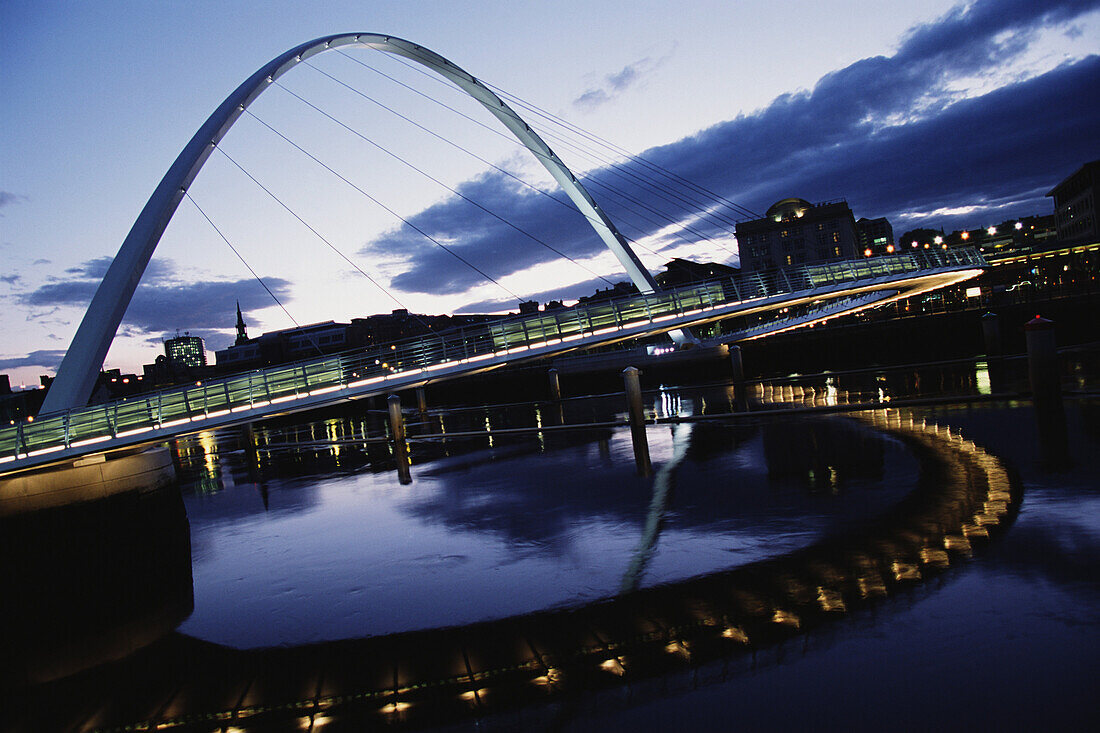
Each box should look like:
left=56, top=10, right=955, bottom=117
left=360, top=0, right=1100, bottom=307
left=19, top=257, right=292, bottom=348
left=573, top=54, right=668, bottom=110
left=0, top=350, right=67, bottom=372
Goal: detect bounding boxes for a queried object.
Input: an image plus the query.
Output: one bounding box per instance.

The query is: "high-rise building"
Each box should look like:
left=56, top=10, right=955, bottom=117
left=1047, top=160, right=1100, bottom=243
left=857, top=216, right=896, bottom=255
left=165, top=335, right=207, bottom=368
left=736, top=198, right=859, bottom=272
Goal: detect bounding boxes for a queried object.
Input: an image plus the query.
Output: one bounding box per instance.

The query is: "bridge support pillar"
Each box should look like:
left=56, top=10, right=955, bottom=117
left=622, top=367, right=651, bottom=477
left=981, top=312, right=1002, bottom=358
left=1026, top=316, right=1067, bottom=468
left=415, top=386, right=428, bottom=415
left=729, top=344, right=744, bottom=383
left=1026, top=316, right=1061, bottom=408
left=548, top=368, right=562, bottom=402
left=729, top=345, right=748, bottom=411
left=387, top=394, right=411, bottom=485
left=1025, top=314, right=1060, bottom=405
left=981, top=312, right=1009, bottom=393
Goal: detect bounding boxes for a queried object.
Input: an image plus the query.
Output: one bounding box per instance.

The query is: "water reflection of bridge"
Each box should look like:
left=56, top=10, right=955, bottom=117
left=3, top=399, right=1019, bottom=731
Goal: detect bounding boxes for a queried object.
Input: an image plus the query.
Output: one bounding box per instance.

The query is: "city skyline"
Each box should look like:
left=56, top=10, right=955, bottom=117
left=2, top=0, right=1099, bottom=386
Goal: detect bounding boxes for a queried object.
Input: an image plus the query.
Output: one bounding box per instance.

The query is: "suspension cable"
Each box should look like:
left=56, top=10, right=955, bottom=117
left=225, top=116, right=521, bottom=304
left=184, top=191, right=325, bottom=357
left=339, top=49, right=727, bottom=236
left=271, top=82, right=616, bottom=288
left=306, top=60, right=576, bottom=214
left=332, top=50, right=736, bottom=258
left=489, top=85, right=760, bottom=219
left=366, top=46, right=759, bottom=221
left=308, top=60, right=685, bottom=272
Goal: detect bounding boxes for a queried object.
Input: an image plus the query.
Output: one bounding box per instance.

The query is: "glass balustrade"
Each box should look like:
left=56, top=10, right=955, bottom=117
left=0, top=249, right=984, bottom=464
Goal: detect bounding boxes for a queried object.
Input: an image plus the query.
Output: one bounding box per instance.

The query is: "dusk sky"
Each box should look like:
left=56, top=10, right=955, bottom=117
left=2, top=0, right=1098, bottom=387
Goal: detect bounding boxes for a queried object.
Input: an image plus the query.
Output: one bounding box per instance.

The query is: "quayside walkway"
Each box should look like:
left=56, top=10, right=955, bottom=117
left=0, top=248, right=984, bottom=474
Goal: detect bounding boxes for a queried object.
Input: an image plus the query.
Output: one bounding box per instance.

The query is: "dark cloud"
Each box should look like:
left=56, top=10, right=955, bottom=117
left=1, top=274, right=20, bottom=286
left=144, top=328, right=235, bottom=349
left=647, top=53, right=1100, bottom=236
left=20, top=258, right=291, bottom=336
left=21, top=280, right=98, bottom=308
left=0, top=191, right=26, bottom=213
left=63, top=256, right=175, bottom=283
left=573, top=55, right=664, bottom=110
left=573, top=88, right=611, bottom=110
left=361, top=0, right=1100, bottom=305
left=361, top=172, right=602, bottom=294
left=458, top=276, right=615, bottom=314
left=0, top=349, right=66, bottom=371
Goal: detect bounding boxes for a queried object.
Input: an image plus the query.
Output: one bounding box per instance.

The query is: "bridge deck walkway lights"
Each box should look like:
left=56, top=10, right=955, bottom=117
left=0, top=248, right=985, bottom=474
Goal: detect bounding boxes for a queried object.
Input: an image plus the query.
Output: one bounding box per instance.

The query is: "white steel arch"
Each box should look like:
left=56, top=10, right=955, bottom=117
left=42, top=33, right=682, bottom=414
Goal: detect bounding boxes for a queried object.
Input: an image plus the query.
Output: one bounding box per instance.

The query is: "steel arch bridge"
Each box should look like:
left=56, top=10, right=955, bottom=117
left=41, top=33, right=689, bottom=417
left=4, top=35, right=989, bottom=478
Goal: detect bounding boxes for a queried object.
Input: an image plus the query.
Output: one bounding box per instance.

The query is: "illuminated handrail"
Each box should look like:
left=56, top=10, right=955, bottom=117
left=0, top=248, right=985, bottom=463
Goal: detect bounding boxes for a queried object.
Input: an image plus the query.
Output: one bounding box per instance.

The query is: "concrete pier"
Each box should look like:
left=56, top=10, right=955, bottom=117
left=0, top=446, right=176, bottom=516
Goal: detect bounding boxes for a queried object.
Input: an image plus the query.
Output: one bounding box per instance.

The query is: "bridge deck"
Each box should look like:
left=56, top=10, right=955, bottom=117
left=0, top=249, right=984, bottom=474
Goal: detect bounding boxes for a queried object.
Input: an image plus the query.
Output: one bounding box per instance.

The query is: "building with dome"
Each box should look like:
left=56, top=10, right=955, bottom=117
left=735, top=197, right=860, bottom=272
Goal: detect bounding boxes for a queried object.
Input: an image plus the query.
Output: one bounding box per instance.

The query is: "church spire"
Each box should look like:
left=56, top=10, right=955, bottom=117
left=235, top=300, right=249, bottom=345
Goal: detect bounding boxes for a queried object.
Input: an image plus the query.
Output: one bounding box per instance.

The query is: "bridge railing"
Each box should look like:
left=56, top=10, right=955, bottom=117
left=0, top=248, right=984, bottom=465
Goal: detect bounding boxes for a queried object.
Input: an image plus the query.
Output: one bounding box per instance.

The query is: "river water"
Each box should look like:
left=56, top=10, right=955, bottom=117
left=2, top=361, right=1098, bottom=731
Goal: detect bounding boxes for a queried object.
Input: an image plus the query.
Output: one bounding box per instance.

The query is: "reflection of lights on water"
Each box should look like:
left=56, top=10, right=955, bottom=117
left=817, top=587, right=846, bottom=612
left=921, top=548, right=950, bottom=567
left=113, top=403, right=1022, bottom=730
left=656, top=386, right=694, bottom=418
left=302, top=713, right=331, bottom=729
left=326, top=420, right=341, bottom=460
left=892, top=561, right=921, bottom=581
left=665, top=640, right=691, bottom=659
left=484, top=415, right=493, bottom=447
left=858, top=574, right=887, bottom=598
left=198, top=431, right=217, bottom=480
left=975, top=360, right=992, bottom=395
left=771, top=609, right=800, bottom=627
left=600, top=657, right=626, bottom=676
left=532, top=668, right=561, bottom=688
left=534, top=406, right=545, bottom=451
left=722, top=626, right=749, bottom=643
